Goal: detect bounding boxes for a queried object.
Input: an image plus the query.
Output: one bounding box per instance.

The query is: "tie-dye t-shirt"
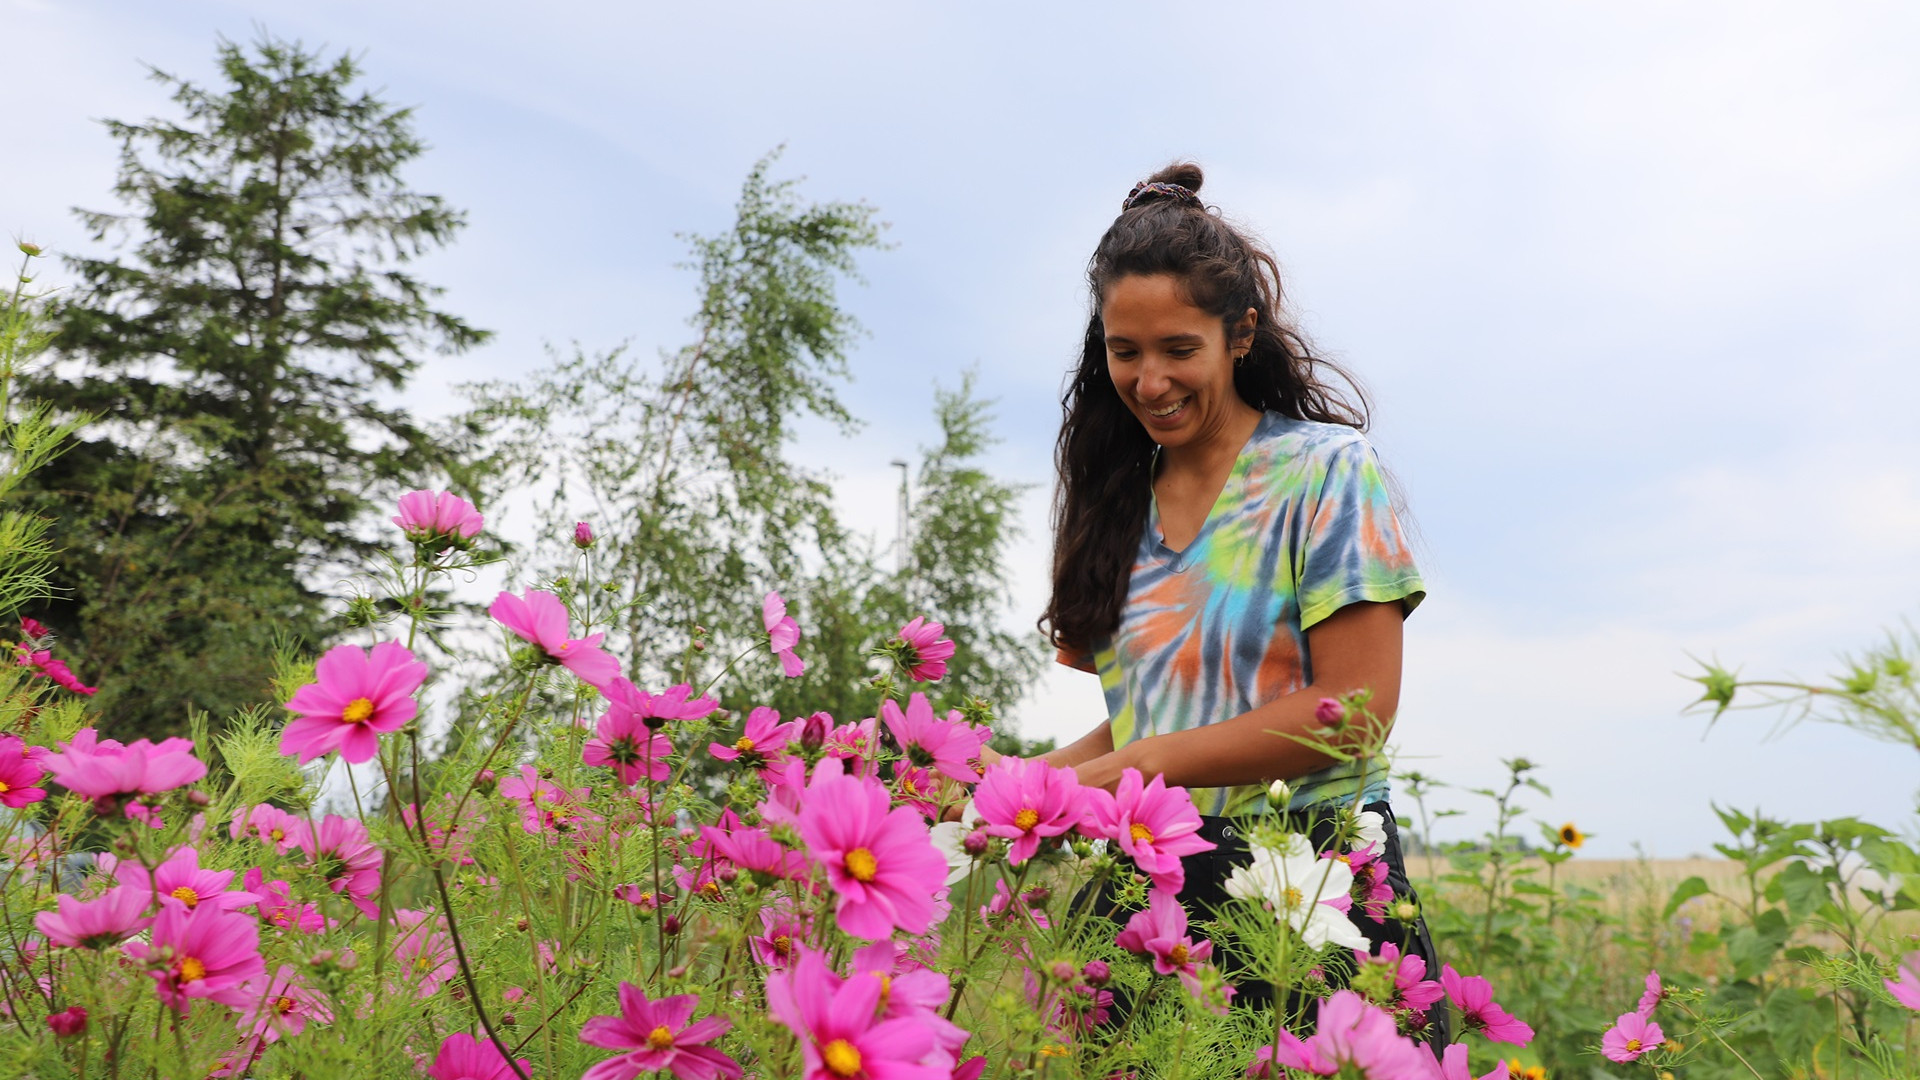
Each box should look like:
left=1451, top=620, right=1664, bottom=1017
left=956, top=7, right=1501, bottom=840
left=1060, top=413, right=1424, bottom=817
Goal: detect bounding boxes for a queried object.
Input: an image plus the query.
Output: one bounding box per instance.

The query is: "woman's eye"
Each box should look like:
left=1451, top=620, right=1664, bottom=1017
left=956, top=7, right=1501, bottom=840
left=1170, top=349, right=1198, bottom=359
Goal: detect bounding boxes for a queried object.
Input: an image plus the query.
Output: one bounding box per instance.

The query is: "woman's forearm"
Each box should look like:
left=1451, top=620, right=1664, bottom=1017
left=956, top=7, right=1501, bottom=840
left=1040, top=718, right=1114, bottom=770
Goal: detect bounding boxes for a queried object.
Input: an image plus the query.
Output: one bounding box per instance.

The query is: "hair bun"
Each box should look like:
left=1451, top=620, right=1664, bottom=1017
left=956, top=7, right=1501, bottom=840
left=1147, top=161, right=1204, bottom=193
left=1123, top=161, right=1206, bottom=212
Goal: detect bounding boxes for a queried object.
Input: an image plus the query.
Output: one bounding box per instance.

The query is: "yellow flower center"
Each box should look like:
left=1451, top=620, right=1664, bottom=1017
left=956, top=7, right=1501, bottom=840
left=734, top=736, right=755, bottom=752
left=1626, top=1038, right=1643, bottom=1053
left=341, top=697, right=376, bottom=724
left=274, top=996, right=297, bottom=1015
left=822, top=1039, right=863, bottom=1077
left=0, top=780, right=10, bottom=794
left=1013, top=808, right=1040, bottom=831
left=177, top=957, right=207, bottom=983
left=268, top=827, right=285, bottom=842
left=844, top=847, right=879, bottom=883
left=1039, top=1044, right=1069, bottom=1058
left=877, top=973, right=892, bottom=1008
left=170, top=886, right=201, bottom=909
left=773, top=934, right=792, bottom=956
left=648, top=1025, right=675, bottom=1050
left=1129, top=823, right=1154, bottom=845
left=701, top=880, right=722, bottom=899
left=1284, top=886, right=1303, bottom=910
left=415, top=955, right=433, bottom=972
left=1169, top=943, right=1189, bottom=965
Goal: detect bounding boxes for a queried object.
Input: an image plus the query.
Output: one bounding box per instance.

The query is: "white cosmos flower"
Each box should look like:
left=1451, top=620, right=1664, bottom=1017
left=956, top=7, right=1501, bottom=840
left=1351, top=810, right=1387, bottom=854
left=1225, top=839, right=1369, bottom=950
left=928, top=820, right=974, bottom=887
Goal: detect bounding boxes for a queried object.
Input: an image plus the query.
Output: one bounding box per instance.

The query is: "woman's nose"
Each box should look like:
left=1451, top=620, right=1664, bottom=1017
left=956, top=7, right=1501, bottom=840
left=1135, top=357, right=1173, bottom=400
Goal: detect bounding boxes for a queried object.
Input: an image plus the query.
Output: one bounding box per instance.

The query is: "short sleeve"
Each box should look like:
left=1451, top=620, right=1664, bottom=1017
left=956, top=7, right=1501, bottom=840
left=1054, top=644, right=1097, bottom=673
left=1293, top=438, right=1425, bottom=630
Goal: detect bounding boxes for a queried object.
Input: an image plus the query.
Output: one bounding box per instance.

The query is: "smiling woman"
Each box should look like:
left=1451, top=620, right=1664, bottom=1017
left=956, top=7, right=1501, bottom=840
left=1031, top=161, right=1445, bottom=1043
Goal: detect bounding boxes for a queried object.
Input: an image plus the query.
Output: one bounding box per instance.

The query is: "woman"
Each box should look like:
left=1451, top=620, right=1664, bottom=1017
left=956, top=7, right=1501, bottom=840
left=1028, top=161, right=1443, bottom=1039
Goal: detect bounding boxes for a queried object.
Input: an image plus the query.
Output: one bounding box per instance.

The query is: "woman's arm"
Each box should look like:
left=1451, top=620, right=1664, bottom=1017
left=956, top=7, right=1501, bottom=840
left=1072, top=600, right=1404, bottom=792
left=976, top=718, right=1113, bottom=773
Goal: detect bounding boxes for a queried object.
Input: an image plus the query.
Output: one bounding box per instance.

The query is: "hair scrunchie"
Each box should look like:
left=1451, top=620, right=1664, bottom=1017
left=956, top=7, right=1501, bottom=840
left=1122, top=180, right=1204, bottom=212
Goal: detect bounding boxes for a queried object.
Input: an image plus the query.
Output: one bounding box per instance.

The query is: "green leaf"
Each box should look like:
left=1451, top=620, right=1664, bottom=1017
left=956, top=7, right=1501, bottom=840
left=1664, top=875, right=1712, bottom=919
left=1726, top=908, right=1792, bottom=981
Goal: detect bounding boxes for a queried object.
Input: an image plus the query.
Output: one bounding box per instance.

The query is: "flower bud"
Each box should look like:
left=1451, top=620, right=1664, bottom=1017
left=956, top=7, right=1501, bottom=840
left=1049, top=960, right=1077, bottom=983
left=573, top=521, right=595, bottom=548
left=516, top=917, right=530, bottom=932
left=1313, top=697, right=1346, bottom=725
left=45, top=1006, right=86, bottom=1037
left=961, top=829, right=990, bottom=857
left=309, top=949, right=334, bottom=967
left=474, top=768, right=498, bottom=796
left=1267, top=779, right=1292, bottom=806
left=716, top=865, right=738, bottom=883
left=1081, top=960, right=1111, bottom=986
left=499, top=1013, right=516, bottom=1027
left=800, top=712, right=829, bottom=752
left=1390, top=899, right=1420, bottom=923
left=187, top=789, right=210, bottom=807
left=1023, top=886, right=1050, bottom=906
left=17, top=241, right=44, bottom=258
left=691, top=641, right=705, bottom=652
left=661, top=915, right=682, bottom=936
left=334, top=951, right=359, bottom=972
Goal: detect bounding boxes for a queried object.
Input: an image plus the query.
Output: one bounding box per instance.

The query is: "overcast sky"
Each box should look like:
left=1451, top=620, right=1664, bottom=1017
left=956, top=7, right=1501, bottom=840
left=7, top=1, right=1919, bottom=856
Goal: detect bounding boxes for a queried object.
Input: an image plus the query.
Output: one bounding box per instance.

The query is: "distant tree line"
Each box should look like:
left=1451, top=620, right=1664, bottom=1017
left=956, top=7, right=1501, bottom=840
left=19, top=34, right=1044, bottom=744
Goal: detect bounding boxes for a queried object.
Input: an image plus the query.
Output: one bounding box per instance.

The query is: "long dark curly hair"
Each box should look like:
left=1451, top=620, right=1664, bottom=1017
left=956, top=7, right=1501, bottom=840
left=1041, top=162, right=1372, bottom=652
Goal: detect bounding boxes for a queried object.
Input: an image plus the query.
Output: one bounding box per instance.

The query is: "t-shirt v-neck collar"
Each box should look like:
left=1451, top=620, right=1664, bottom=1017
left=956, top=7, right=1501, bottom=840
left=1147, top=413, right=1272, bottom=572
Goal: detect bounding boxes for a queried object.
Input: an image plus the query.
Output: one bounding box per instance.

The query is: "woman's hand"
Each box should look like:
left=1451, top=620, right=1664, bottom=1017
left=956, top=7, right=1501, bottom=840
left=977, top=744, right=1005, bottom=771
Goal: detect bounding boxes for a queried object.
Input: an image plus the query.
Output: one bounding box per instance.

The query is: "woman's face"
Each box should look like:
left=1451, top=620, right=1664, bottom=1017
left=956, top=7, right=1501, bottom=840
left=1101, top=273, right=1257, bottom=454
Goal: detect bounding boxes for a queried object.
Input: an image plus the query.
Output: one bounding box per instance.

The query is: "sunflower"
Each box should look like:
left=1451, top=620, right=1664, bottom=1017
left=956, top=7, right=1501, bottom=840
left=1557, top=822, right=1586, bottom=849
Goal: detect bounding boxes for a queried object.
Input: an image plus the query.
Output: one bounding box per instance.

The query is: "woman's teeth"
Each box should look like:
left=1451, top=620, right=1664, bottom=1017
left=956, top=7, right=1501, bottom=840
left=1148, top=398, right=1187, bottom=418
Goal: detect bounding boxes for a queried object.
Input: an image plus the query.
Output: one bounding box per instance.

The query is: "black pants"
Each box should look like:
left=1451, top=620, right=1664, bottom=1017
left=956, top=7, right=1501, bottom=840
left=1083, top=800, right=1450, bottom=1051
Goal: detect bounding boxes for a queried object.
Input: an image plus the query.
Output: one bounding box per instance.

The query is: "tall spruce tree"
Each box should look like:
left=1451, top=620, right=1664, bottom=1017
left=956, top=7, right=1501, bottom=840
left=26, top=35, right=485, bottom=738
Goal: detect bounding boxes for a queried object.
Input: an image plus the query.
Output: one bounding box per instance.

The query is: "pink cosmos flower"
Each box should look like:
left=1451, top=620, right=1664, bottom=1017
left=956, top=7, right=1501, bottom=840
left=425, top=1033, right=530, bottom=1080
left=45, top=1006, right=87, bottom=1038
left=1441, top=965, right=1534, bottom=1046
left=708, top=706, right=796, bottom=770
left=750, top=903, right=812, bottom=970
left=0, top=733, right=47, bottom=806
left=34, top=887, right=152, bottom=949
left=229, top=803, right=305, bottom=854
left=16, top=648, right=98, bottom=695
left=1352, top=942, right=1444, bottom=1015
left=1254, top=990, right=1432, bottom=1079
left=19, top=615, right=51, bottom=643
left=1327, top=843, right=1395, bottom=920
left=579, top=982, right=742, bottom=1080
left=1025, top=970, right=1114, bottom=1039
left=701, top=820, right=811, bottom=882
left=584, top=686, right=674, bottom=785
left=280, top=641, right=427, bottom=765
left=393, top=490, right=484, bottom=544
left=108, top=845, right=260, bottom=912
left=297, top=815, right=382, bottom=919
left=244, top=868, right=325, bottom=934
left=1602, top=1010, right=1665, bottom=1063
left=848, top=941, right=970, bottom=1064
left=489, top=588, right=621, bottom=691
left=499, top=764, right=598, bottom=836
left=392, top=909, right=457, bottom=998
left=762, top=591, right=806, bottom=678
left=1115, top=889, right=1213, bottom=993
left=126, top=900, right=266, bottom=1013
left=893, top=617, right=956, bottom=682
left=797, top=758, right=949, bottom=939
left=1637, top=968, right=1667, bottom=1016
left=823, top=716, right=879, bottom=777
left=1080, top=767, right=1214, bottom=894
left=978, top=878, right=1050, bottom=931
left=973, top=756, right=1086, bottom=864
left=236, top=964, right=333, bottom=1043
left=1433, top=1044, right=1506, bottom=1080
left=1888, top=951, right=1920, bottom=1011
left=881, top=693, right=990, bottom=783
left=766, top=951, right=944, bottom=1080
left=43, top=729, right=206, bottom=808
